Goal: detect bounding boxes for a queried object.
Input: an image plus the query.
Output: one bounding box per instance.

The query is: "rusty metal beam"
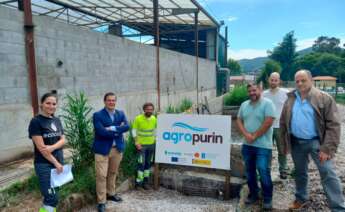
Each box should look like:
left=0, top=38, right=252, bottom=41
left=153, top=0, right=160, bottom=112
left=190, top=0, right=219, bottom=27
left=22, top=0, right=39, bottom=115
left=195, top=10, right=199, bottom=107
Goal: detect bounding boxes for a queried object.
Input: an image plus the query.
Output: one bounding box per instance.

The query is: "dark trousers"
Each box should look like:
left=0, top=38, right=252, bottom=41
left=291, top=138, right=345, bottom=211
left=136, top=144, right=155, bottom=185
left=242, top=145, right=273, bottom=202
left=35, top=163, right=58, bottom=207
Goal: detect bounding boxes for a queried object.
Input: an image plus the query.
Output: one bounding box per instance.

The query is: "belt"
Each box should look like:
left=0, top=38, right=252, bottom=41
left=291, top=134, right=319, bottom=141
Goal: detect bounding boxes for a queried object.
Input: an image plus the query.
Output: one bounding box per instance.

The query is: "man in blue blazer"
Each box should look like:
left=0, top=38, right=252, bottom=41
left=92, top=92, right=129, bottom=212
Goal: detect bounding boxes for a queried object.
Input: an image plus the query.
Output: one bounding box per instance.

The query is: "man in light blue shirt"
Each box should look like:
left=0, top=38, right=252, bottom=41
left=280, top=70, right=345, bottom=211
left=237, top=82, right=276, bottom=210
left=290, top=90, right=318, bottom=139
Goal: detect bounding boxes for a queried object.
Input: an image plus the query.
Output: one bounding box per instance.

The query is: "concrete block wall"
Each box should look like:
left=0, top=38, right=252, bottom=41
left=0, top=6, right=33, bottom=163
left=0, top=5, right=217, bottom=163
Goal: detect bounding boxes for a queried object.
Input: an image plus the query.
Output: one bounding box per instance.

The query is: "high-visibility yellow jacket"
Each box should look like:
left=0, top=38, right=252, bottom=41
left=132, top=114, right=157, bottom=145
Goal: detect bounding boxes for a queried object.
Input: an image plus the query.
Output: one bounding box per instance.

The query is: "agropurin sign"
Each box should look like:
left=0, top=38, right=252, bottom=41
left=155, top=114, right=231, bottom=170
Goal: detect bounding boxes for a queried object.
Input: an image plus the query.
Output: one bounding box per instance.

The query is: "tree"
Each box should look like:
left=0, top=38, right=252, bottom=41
left=294, top=52, right=345, bottom=83
left=336, top=69, right=345, bottom=83
left=342, top=43, right=345, bottom=58
left=256, top=60, right=282, bottom=88
left=268, top=31, right=298, bottom=81
left=227, top=58, right=242, bottom=76
left=312, top=36, right=342, bottom=54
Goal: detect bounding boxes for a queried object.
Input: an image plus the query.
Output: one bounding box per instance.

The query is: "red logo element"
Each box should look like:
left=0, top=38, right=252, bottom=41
left=194, top=152, right=200, bottom=158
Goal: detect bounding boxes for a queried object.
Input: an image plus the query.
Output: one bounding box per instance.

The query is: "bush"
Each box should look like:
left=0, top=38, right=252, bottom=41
left=62, top=93, right=94, bottom=171
left=58, top=167, right=96, bottom=200
left=120, top=126, right=138, bottom=179
left=59, top=92, right=96, bottom=204
left=224, top=85, right=249, bottom=106
left=165, top=104, right=180, bottom=114
left=165, top=98, right=193, bottom=114
left=179, top=98, right=193, bottom=112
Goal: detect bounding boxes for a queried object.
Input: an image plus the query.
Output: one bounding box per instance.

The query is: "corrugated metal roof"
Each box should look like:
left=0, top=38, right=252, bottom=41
left=0, top=0, right=219, bottom=30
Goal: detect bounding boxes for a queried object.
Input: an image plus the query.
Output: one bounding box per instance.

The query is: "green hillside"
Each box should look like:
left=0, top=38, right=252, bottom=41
left=238, top=47, right=313, bottom=73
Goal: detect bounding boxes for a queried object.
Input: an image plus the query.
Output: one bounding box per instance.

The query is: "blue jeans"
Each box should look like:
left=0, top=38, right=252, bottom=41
left=35, top=163, right=59, bottom=207
left=291, top=138, right=345, bottom=211
left=242, top=145, right=273, bottom=202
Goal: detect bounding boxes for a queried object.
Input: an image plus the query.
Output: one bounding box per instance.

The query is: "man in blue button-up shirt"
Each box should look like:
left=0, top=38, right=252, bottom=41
left=92, top=92, right=129, bottom=212
left=290, top=90, right=318, bottom=139
left=280, top=70, right=345, bottom=211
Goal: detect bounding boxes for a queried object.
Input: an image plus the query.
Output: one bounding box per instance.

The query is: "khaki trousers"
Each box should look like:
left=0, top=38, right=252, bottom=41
left=95, top=148, right=123, bottom=204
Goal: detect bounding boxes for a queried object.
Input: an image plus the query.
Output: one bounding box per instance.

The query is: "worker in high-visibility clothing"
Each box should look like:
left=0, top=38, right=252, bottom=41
left=132, top=102, right=157, bottom=189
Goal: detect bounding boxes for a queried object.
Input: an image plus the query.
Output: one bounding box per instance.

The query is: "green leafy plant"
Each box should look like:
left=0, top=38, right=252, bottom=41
left=58, top=167, right=96, bottom=200
left=179, top=98, right=193, bottom=112
left=120, top=125, right=138, bottom=178
left=165, top=98, right=193, bottom=114
left=224, top=85, right=249, bottom=106
left=62, top=93, right=94, bottom=171
left=165, top=104, right=180, bottom=114
left=58, top=92, right=96, bottom=206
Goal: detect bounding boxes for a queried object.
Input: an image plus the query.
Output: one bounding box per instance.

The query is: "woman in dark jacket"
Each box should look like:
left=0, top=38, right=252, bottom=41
left=28, top=92, right=65, bottom=212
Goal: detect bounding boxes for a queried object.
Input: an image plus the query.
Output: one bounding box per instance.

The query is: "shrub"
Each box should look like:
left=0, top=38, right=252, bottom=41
left=165, top=98, right=193, bottom=114
left=165, top=104, right=180, bottom=114
left=58, top=167, right=96, bottom=200
left=179, top=98, right=193, bottom=112
left=224, top=85, right=249, bottom=106
left=62, top=93, right=94, bottom=171
left=120, top=126, right=138, bottom=179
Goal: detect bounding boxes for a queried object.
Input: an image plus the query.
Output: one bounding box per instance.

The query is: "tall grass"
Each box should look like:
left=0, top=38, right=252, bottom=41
left=165, top=98, right=193, bottom=113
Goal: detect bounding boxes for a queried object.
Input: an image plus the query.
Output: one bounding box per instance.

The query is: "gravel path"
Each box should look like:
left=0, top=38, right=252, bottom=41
left=80, top=188, right=237, bottom=212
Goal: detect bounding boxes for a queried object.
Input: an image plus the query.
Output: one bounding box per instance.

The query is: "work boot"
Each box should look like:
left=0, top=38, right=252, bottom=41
left=107, top=193, right=123, bottom=202
left=135, top=183, right=144, bottom=191
left=263, top=199, right=273, bottom=210
left=244, top=194, right=258, bottom=205
left=143, top=183, right=151, bottom=190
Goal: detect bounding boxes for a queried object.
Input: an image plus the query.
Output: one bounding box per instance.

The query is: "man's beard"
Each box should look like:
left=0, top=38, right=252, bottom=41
left=250, top=94, right=260, bottom=101
left=145, top=112, right=152, bottom=117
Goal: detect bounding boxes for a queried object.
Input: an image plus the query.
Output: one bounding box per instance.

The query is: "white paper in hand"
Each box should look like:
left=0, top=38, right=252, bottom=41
left=50, top=164, right=73, bottom=188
